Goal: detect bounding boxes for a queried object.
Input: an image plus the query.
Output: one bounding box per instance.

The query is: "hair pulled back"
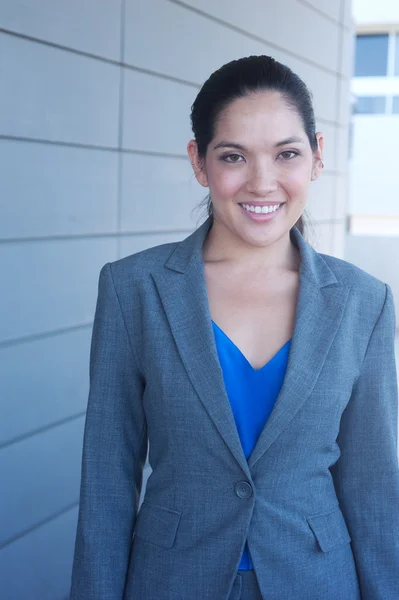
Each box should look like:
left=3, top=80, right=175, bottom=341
left=190, top=55, right=318, bottom=236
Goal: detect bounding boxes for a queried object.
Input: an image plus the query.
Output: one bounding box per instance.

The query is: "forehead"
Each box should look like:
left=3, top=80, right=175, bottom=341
left=213, top=91, right=305, bottom=141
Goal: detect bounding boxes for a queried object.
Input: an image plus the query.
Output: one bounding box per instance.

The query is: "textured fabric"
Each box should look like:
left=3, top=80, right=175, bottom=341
left=212, top=320, right=291, bottom=569
left=228, top=570, right=263, bottom=600
left=70, top=217, right=399, bottom=600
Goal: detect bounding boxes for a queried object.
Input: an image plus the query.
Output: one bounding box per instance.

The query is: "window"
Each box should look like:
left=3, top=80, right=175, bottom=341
left=393, top=97, right=399, bottom=114
left=354, top=96, right=386, bottom=114
left=355, top=34, right=389, bottom=76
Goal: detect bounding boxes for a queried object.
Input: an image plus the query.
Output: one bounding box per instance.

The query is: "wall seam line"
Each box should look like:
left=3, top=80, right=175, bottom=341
left=0, top=412, right=86, bottom=451
left=0, top=501, right=79, bottom=551
left=167, top=0, right=348, bottom=79
left=0, top=132, right=347, bottom=152
left=0, top=28, right=202, bottom=88
left=0, top=135, right=194, bottom=158
left=0, top=323, right=93, bottom=348
left=0, top=229, right=194, bottom=245
left=296, top=0, right=349, bottom=30
left=0, top=14, right=350, bottom=82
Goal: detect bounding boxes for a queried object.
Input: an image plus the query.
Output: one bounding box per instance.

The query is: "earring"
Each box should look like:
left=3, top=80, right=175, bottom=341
left=320, top=159, right=325, bottom=169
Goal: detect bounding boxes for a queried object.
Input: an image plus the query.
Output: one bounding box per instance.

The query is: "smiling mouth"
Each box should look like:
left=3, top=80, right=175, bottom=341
left=239, top=203, right=283, bottom=214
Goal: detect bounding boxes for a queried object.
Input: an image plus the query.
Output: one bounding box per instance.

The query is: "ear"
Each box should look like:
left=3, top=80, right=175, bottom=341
left=311, top=132, right=324, bottom=181
left=187, top=140, right=209, bottom=187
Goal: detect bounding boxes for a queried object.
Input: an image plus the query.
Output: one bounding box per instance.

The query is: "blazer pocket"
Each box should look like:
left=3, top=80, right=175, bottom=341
left=306, top=507, right=351, bottom=552
left=134, top=503, right=182, bottom=549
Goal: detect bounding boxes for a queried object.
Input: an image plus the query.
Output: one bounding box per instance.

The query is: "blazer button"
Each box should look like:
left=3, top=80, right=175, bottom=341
left=235, top=481, right=253, bottom=498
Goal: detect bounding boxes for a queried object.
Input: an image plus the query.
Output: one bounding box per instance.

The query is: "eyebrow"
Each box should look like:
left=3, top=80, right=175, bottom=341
left=274, top=136, right=305, bottom=147
left=213, top=137, right=305, bottom=151
left=213, top=141, right=247, bottom=151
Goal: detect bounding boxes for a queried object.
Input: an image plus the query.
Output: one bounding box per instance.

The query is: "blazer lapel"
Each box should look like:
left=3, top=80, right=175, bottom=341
left=153, top=218, right=352, bottom=474
left=248, top=229, right=352, bottom=468
left=152, top=218, right=251, bottom=477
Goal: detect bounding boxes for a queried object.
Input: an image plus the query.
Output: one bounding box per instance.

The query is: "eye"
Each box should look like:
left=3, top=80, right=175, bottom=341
left=222, top=153, right=244, bottom=163
left=278, top=150, right=299, bottom=160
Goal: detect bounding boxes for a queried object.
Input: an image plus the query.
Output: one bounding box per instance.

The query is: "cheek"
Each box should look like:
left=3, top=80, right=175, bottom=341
left=283, top=166, right=312, bottom=196
left=207, top=164, right=244, bottom=197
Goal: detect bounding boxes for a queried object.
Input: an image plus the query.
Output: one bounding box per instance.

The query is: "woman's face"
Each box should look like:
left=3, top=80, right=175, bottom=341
left=188, top=91, right=323, bottom=249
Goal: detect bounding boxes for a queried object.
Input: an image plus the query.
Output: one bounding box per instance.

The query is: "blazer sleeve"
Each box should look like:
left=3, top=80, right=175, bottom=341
left=331, top=283, right=399, bottom=600
left=70, top=263, right=148, bottom=600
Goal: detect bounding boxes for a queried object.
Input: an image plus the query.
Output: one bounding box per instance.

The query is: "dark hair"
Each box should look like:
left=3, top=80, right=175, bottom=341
left=190, top=55, right=318, bottom=237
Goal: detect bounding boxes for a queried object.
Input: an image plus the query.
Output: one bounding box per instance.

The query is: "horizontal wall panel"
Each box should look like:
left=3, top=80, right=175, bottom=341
left=306, top=173, right=335, bottom=223
left=0, top=140, right=118, bottom=239
left=124, top=0, right=338, bottom=123
left=0, top=34, right=120, bottom=146
left=121, top=154, right=205, bottom=232
left=0, top=506, right=78, bottom=600
left=171, top=0, right=340, bottom=73
left=0, top=238, right=117, bottom=343
left=0, top=0, right=121, bottom=60
left=125, top=0, right=280, bottom=86
left=119, top=230, right=192, bottom=259
left=122, top=69, right=196, bottom=154
left=0, top=327, right=91, bottom=446
left=298, top=0, right=341, bottom=22
left=0, top=417, right=84, bottom=546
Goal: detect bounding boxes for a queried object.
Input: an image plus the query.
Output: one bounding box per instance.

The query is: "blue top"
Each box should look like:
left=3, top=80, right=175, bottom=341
left=211, top=321, right=291, bottom=570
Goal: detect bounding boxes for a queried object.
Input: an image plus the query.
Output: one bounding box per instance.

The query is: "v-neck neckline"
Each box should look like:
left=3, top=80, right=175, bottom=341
left=211, top=320, right=292, bottom=373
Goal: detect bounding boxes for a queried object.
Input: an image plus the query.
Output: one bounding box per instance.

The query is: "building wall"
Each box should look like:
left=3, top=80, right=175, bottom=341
left=0, top=1, right=353, bottom=598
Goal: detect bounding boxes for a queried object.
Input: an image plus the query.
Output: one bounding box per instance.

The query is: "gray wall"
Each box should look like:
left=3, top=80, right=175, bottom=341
left=0, top=1, right=353, bottom=598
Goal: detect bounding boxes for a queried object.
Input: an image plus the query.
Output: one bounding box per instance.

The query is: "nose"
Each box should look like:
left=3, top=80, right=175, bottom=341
left=246, top=162, right=278, bottom=197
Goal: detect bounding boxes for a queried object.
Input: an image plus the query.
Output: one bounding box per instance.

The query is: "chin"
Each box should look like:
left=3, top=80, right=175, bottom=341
left=238, top=228, right=282, bottom=248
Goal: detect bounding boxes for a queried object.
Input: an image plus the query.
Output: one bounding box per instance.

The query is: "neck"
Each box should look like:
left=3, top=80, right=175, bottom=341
left=202, top=216, right=300, bottom=274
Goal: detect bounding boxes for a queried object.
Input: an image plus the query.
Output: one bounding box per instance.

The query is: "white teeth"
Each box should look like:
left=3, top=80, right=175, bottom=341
left=241, top=203, right=281, bottom=214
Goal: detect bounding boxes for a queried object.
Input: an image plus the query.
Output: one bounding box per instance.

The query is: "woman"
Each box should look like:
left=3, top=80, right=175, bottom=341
left=70, top=56, right=399, bottom=600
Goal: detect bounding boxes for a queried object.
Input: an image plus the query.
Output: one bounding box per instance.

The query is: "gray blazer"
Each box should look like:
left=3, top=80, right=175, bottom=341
left=70, top=217, right=399, bottom=600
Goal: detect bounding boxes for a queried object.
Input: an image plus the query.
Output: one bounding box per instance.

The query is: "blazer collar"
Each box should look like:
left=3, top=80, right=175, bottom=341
left=165, top=216, right=339, bottom=290
left=154, top=217, right=350, bottom=474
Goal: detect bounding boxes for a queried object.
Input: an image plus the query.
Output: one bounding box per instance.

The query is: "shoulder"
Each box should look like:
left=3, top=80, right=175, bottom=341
left=319, top=252, right=390, bottom=316
left=90, top=242, right=186, bottom=342
left=321, top=253, right=385, bottom=292
left=95, top=241, right=182, bottom=313
left=99, top=240, right=180, bottom=289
